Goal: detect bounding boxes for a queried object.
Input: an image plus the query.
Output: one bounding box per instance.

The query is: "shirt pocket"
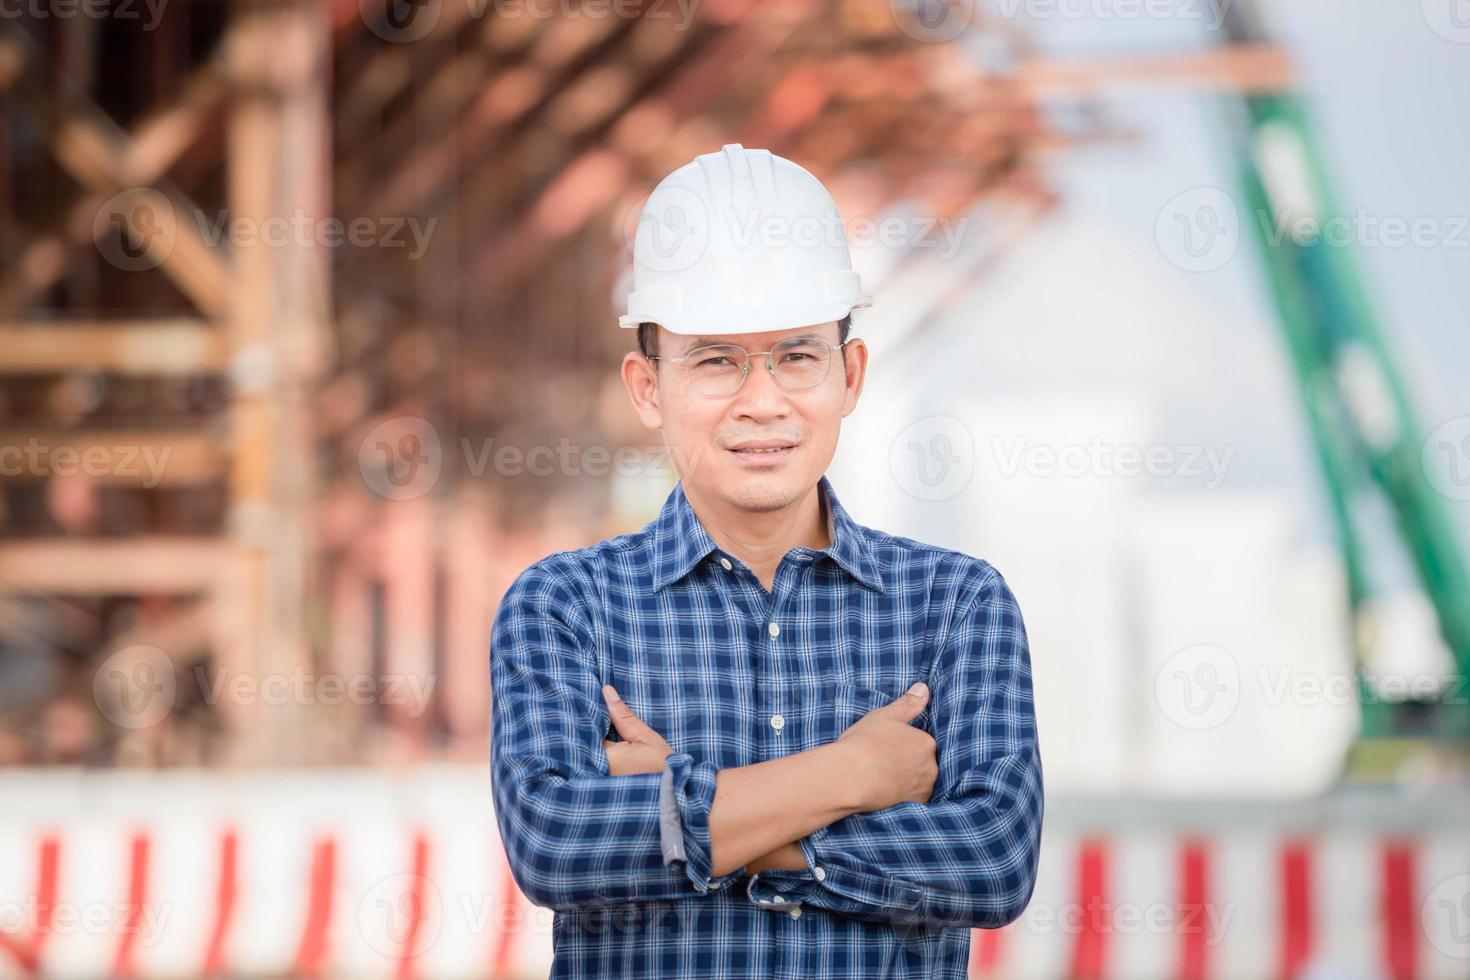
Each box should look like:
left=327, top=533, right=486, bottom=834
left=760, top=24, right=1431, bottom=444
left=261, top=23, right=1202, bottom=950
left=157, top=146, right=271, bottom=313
left=827, top=679, right=933, bottom=741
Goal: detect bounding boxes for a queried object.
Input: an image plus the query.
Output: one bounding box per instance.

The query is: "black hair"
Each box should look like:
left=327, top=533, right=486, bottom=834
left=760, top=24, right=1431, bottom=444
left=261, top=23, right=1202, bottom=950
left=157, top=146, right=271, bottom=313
left=637, top=313, right=853, bottom=361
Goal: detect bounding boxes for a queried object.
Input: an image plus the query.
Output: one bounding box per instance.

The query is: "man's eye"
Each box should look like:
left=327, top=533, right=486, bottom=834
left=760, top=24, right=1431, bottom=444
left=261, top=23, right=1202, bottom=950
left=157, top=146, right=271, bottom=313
left=694, top=355, right=736, bottom=369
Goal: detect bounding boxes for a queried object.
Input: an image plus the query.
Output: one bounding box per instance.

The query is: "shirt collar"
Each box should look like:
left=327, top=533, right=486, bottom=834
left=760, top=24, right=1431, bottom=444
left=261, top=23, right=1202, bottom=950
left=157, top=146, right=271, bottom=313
left=650, top=475, right=886, bottom=594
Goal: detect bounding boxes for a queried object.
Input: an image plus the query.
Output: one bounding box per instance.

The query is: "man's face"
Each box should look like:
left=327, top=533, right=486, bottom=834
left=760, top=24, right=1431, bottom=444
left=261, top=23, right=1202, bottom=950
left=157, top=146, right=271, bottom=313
left=622, top=321, right=868, bottom=514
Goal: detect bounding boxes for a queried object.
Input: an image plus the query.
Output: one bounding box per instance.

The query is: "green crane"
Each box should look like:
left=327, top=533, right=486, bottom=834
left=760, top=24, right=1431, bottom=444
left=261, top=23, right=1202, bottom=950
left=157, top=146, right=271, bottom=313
left=1215, top=4, right=1470, bottom=755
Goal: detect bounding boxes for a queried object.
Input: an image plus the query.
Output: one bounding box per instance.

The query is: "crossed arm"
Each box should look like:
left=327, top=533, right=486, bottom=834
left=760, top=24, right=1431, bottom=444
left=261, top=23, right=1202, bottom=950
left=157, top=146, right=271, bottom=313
left=489, top=562, right=1043, bottom=928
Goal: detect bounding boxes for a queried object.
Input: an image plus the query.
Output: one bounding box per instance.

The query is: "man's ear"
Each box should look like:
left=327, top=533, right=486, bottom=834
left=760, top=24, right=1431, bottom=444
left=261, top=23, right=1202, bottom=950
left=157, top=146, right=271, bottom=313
left=621, top=352, right=664, bottom=430
left=839, top=337, right=868, bottom=418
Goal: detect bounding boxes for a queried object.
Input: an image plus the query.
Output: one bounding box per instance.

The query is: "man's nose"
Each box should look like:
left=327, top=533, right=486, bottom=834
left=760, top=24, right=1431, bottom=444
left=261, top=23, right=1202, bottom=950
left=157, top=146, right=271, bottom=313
left=730, top=354, right=790, bottom=418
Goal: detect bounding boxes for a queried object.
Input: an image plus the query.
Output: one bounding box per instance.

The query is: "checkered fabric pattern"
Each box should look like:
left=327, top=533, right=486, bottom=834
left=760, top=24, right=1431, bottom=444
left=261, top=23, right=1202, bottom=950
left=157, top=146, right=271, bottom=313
left=490, top=476, right=1043, bottom=978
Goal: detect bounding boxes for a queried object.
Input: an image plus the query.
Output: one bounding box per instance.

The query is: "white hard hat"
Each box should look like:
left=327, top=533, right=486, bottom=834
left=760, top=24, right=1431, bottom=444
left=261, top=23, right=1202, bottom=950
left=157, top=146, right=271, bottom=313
left=620, top=143, right=871, bottom=336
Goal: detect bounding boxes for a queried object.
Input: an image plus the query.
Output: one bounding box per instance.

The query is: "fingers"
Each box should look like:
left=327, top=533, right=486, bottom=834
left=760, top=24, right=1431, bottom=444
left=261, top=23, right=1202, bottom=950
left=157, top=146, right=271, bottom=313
left=874, top=680, right=929, bottom=722
left=602, top=684, right=656, bottom=742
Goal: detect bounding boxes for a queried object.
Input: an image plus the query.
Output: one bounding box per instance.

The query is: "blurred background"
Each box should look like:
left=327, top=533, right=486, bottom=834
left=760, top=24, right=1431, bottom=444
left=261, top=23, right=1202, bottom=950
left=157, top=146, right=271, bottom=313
left=1, top=0, right=1468, bottom=976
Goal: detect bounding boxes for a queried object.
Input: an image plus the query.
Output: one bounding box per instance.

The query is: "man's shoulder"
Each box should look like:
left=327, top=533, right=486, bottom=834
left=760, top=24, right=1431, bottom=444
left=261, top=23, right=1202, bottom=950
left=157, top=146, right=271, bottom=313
left=499, top=524, right=655, bottom=603
left=854, top=521, right=1005, bottom=595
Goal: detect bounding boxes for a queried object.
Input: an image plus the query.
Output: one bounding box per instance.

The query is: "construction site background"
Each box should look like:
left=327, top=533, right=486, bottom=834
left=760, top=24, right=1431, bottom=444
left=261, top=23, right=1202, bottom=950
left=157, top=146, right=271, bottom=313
left=2, top=1, right=1469, bottom=978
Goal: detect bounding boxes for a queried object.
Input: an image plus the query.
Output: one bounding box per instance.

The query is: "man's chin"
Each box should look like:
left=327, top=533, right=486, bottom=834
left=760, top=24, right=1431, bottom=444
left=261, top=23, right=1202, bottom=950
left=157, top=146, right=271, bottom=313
left=716, top=474, right=809, bottom=514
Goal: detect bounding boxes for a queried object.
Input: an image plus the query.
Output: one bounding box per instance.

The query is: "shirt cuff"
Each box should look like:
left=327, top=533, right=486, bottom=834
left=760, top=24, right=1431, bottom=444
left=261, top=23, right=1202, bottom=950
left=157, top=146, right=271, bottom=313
left=658, top=764, right=687, bottom=866
left=746, top=829, right=925, bottom=915
left=660, top=752, right=746, bottom=894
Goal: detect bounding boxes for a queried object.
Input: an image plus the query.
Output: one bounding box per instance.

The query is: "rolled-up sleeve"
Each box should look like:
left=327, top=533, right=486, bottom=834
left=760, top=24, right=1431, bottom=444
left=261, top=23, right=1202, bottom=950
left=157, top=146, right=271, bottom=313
left=490, top=560, right=742, bottom=910
left=745, top=566, right=1043, bottom=929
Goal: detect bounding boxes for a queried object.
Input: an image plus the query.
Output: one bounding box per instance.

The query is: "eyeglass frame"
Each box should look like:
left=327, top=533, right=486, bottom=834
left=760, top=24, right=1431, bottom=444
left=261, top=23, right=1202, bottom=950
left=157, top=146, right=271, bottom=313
left=646, top=336, right=855, bottom=396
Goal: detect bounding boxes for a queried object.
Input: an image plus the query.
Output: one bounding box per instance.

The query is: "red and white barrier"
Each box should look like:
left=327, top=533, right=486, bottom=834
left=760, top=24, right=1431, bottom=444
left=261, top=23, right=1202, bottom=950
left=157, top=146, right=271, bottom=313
left=1, top=769, right=1466, bottom=979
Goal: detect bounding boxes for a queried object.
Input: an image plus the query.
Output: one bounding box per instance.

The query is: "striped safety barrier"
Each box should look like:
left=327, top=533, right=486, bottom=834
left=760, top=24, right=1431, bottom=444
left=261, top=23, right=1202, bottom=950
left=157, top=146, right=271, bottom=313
left=1, top=770, right=1466, bottom=978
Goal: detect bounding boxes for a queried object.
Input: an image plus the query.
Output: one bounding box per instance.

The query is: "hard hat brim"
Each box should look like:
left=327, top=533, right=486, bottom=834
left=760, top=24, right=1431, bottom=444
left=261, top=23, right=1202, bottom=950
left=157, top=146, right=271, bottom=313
left=618, top=296, right=871, bottom=336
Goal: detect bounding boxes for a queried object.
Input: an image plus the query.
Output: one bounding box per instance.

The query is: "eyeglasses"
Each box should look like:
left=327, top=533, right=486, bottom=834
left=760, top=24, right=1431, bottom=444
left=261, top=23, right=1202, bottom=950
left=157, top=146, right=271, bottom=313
left=650, top=337, right=851, bottom=397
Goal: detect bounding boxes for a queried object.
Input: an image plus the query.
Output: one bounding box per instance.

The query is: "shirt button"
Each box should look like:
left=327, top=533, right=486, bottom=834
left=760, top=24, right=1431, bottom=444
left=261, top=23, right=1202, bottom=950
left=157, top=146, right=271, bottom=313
left=769, top=714, right=785, bottom=731
left=789, top=907, right=802, bottom=919
left=813, top=866, right=826, bottom=881
left=771, top=895, right=785, bottom=904
left=767, top=622, right=780, bottom=638
left=719, top=557, right=732, bottom=571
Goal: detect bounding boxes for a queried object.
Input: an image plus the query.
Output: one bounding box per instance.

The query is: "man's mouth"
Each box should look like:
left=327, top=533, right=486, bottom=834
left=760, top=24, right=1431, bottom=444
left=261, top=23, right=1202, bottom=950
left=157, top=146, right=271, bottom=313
left=727, top=440, right=798, bottom=462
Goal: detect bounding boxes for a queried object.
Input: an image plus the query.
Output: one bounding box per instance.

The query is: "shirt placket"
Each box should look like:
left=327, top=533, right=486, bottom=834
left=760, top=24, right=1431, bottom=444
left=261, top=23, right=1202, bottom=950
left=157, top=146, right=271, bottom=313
left=750, top=554, right=824, bottom=963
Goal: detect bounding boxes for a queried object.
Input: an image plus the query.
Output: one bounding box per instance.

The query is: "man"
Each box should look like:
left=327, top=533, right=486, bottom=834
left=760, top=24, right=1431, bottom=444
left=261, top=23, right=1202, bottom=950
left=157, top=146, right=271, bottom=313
left=490, top=144, right=1042, bottom=978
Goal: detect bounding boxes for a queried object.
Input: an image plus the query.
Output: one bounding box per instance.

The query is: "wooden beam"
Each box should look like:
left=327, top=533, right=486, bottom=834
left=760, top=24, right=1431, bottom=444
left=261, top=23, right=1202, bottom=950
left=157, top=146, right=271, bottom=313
left=0, top=319, right=225, bottom=374
left=0, top=539, right=224, bottom=593
left=1015, top=44, right=1292, bottom=97
left=0, top=28, right=233, bottom=320
left=0, top=428, right=225, bottom=485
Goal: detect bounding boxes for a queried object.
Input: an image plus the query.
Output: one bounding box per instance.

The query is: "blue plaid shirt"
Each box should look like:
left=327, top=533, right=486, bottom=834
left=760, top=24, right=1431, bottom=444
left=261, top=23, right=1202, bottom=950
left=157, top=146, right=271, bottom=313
left=489, top=476, right=1043, bottom=978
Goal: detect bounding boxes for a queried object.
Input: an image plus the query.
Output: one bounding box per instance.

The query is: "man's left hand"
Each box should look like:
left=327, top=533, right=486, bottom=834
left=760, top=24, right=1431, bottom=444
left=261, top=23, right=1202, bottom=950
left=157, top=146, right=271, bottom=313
left=601, top=684, right=676, bottom=775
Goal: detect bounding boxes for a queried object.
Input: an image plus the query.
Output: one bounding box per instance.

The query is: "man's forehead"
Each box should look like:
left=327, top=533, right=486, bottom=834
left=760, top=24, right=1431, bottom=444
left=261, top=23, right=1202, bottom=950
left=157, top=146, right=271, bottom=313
left=666, top=321, right=840, bottom=351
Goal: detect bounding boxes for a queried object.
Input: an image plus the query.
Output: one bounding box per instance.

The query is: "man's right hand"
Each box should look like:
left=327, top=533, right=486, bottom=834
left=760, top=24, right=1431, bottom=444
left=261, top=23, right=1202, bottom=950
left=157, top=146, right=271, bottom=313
left=834, top=681, right=938, bottom=811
